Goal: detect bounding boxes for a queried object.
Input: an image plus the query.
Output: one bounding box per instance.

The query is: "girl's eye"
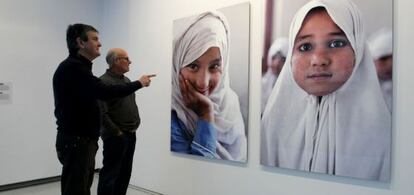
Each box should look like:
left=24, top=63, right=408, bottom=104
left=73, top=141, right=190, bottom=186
left=210, top=63, right=221, bottom=69
left=298, top=43, right=312, bottom=52
left=186, top=64, right=199, bottom=71
left=209, top=63, right=222, bottom=73
left=329, top=40, right=348, bottom=48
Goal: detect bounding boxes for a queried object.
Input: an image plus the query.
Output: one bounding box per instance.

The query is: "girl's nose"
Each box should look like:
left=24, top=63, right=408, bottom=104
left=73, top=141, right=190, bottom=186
left=311, top=48, right=330, bottom=67
left=195, top=71, right=210, bottom=90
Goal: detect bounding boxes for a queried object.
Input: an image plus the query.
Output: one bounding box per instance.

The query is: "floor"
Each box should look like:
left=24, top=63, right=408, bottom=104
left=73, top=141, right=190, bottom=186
left=0, top=174, right=160, bottom=195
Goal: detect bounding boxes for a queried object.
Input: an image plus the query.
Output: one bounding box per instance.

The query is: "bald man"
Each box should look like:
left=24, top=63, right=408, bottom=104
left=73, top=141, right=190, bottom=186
left=97, top=48, right=155, bottom=195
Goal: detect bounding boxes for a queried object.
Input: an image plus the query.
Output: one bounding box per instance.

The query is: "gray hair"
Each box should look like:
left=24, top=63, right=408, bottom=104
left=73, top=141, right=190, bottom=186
left=105, top=49, right=118, bottom=68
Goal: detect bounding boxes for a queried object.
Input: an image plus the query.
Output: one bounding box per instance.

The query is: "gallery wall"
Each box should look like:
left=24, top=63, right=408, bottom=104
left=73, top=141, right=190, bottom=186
left=0, top=0, right=414, bottom=194
left=101, top=0, right=414, bottom=194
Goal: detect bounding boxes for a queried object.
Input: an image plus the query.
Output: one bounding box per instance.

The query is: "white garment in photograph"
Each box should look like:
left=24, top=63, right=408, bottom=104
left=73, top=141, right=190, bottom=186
left=369, top=28, right=393, bottom=60
left=172, top=11, right=247, bottom=161
left=261, top=0, right=391, bottom=181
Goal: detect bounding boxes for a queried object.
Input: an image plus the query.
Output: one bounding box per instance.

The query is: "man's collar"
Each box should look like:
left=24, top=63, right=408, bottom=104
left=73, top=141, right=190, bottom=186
left=69, top=53, right=93, bottom=66
left=106, top=69, right=124, bottom=78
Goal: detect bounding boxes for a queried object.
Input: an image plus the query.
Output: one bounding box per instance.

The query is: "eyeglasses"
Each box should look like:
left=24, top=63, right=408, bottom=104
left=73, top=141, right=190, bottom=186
left=117, top=57, right=131, bottom=62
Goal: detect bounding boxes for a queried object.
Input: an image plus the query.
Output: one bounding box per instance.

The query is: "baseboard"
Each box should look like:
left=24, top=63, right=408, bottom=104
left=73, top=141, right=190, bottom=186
left=128, top=184, right=164, bottom=195
left=0, top=176, right=60, bottom=192
left=0, top=169, right=101, bottom=192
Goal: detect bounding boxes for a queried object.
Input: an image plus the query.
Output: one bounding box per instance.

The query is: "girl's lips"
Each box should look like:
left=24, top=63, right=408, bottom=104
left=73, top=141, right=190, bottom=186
left=307, top=72, right=332, bottom=81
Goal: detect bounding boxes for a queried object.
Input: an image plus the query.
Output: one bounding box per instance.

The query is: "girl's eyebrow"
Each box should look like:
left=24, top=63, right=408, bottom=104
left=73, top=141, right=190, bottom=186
left=193, top=56, right=221, bottom=63
left=210, top=58, right=222, bottom=63
left=329, top=31, right=347, bottom=37
left=295, top=31, right=347, bottom=43
left=295, top=34, right=312, bottom=43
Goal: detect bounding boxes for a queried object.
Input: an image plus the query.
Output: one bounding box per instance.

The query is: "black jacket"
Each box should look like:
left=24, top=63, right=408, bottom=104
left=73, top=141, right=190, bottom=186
left=53, top=54, right=142, bottom=137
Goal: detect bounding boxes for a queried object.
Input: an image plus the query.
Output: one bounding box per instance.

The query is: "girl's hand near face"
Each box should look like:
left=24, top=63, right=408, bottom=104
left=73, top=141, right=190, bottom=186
left=179, top=74, right=214, bottom=122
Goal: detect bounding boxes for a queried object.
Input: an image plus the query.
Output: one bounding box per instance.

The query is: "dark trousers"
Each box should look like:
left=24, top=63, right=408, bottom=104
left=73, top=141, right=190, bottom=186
left=98, top=132, right=136, bottom=195
left=56, top=131, right=98, bottom=195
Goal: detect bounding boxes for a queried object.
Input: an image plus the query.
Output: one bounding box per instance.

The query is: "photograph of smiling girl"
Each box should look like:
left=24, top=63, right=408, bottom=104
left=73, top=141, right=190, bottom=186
left=171, top=3, right=249, bottom=162
left=261, top=0, right=392, bottom=181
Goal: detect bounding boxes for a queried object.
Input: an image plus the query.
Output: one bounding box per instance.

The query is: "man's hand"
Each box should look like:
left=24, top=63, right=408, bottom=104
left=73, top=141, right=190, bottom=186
left=139, top=74, right=156, bottom=87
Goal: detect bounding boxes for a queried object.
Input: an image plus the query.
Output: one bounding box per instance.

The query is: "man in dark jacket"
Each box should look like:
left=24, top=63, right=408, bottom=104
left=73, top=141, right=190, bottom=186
left=97, top=48, right=155, bottom=195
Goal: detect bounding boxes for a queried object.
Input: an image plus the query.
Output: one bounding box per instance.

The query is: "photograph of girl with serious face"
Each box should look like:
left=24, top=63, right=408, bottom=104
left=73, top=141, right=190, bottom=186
left=171, top=3, right=249, bottom=162
left=261, top=0, right=392, bottom=181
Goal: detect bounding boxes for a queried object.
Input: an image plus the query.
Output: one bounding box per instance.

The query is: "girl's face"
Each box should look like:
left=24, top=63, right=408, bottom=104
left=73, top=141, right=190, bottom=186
left=374, top=55, right=393, bottom=81
left=180, top=47, right=223, bottom=96
left=292, top=9, right=355, bottom=96
left=270, top=53, right=286, bottom=76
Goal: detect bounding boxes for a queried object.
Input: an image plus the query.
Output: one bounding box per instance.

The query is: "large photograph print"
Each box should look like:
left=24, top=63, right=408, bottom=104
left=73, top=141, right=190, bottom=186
left=171, top=2, right=250, bottom=163
left=261, top=0, right=392, bottom=181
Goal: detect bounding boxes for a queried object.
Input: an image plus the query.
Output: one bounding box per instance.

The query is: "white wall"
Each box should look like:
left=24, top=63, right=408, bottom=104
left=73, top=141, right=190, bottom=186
left=1, top=0, right=414, bottom=194
left=100, top=0, right=414, bottom=195
left=0, top=0, right=103, bottom=185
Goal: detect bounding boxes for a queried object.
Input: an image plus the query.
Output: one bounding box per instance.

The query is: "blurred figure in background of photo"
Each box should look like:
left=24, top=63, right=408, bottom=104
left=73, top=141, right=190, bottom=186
left=369, top=27, right=393, bottom=110
left=261, top=37, right=288, bottom=114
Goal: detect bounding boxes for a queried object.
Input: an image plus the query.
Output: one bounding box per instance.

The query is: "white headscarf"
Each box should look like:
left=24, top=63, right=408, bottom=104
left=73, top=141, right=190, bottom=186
left=261, top=0, right=391, bottom=181
left=172, top=11, right=246, bottom=161
left=369, top=27, right=393, bottom=60
left=267, top=37, right=289, bottom=66
left=262, top=38, right=289, bottom=114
